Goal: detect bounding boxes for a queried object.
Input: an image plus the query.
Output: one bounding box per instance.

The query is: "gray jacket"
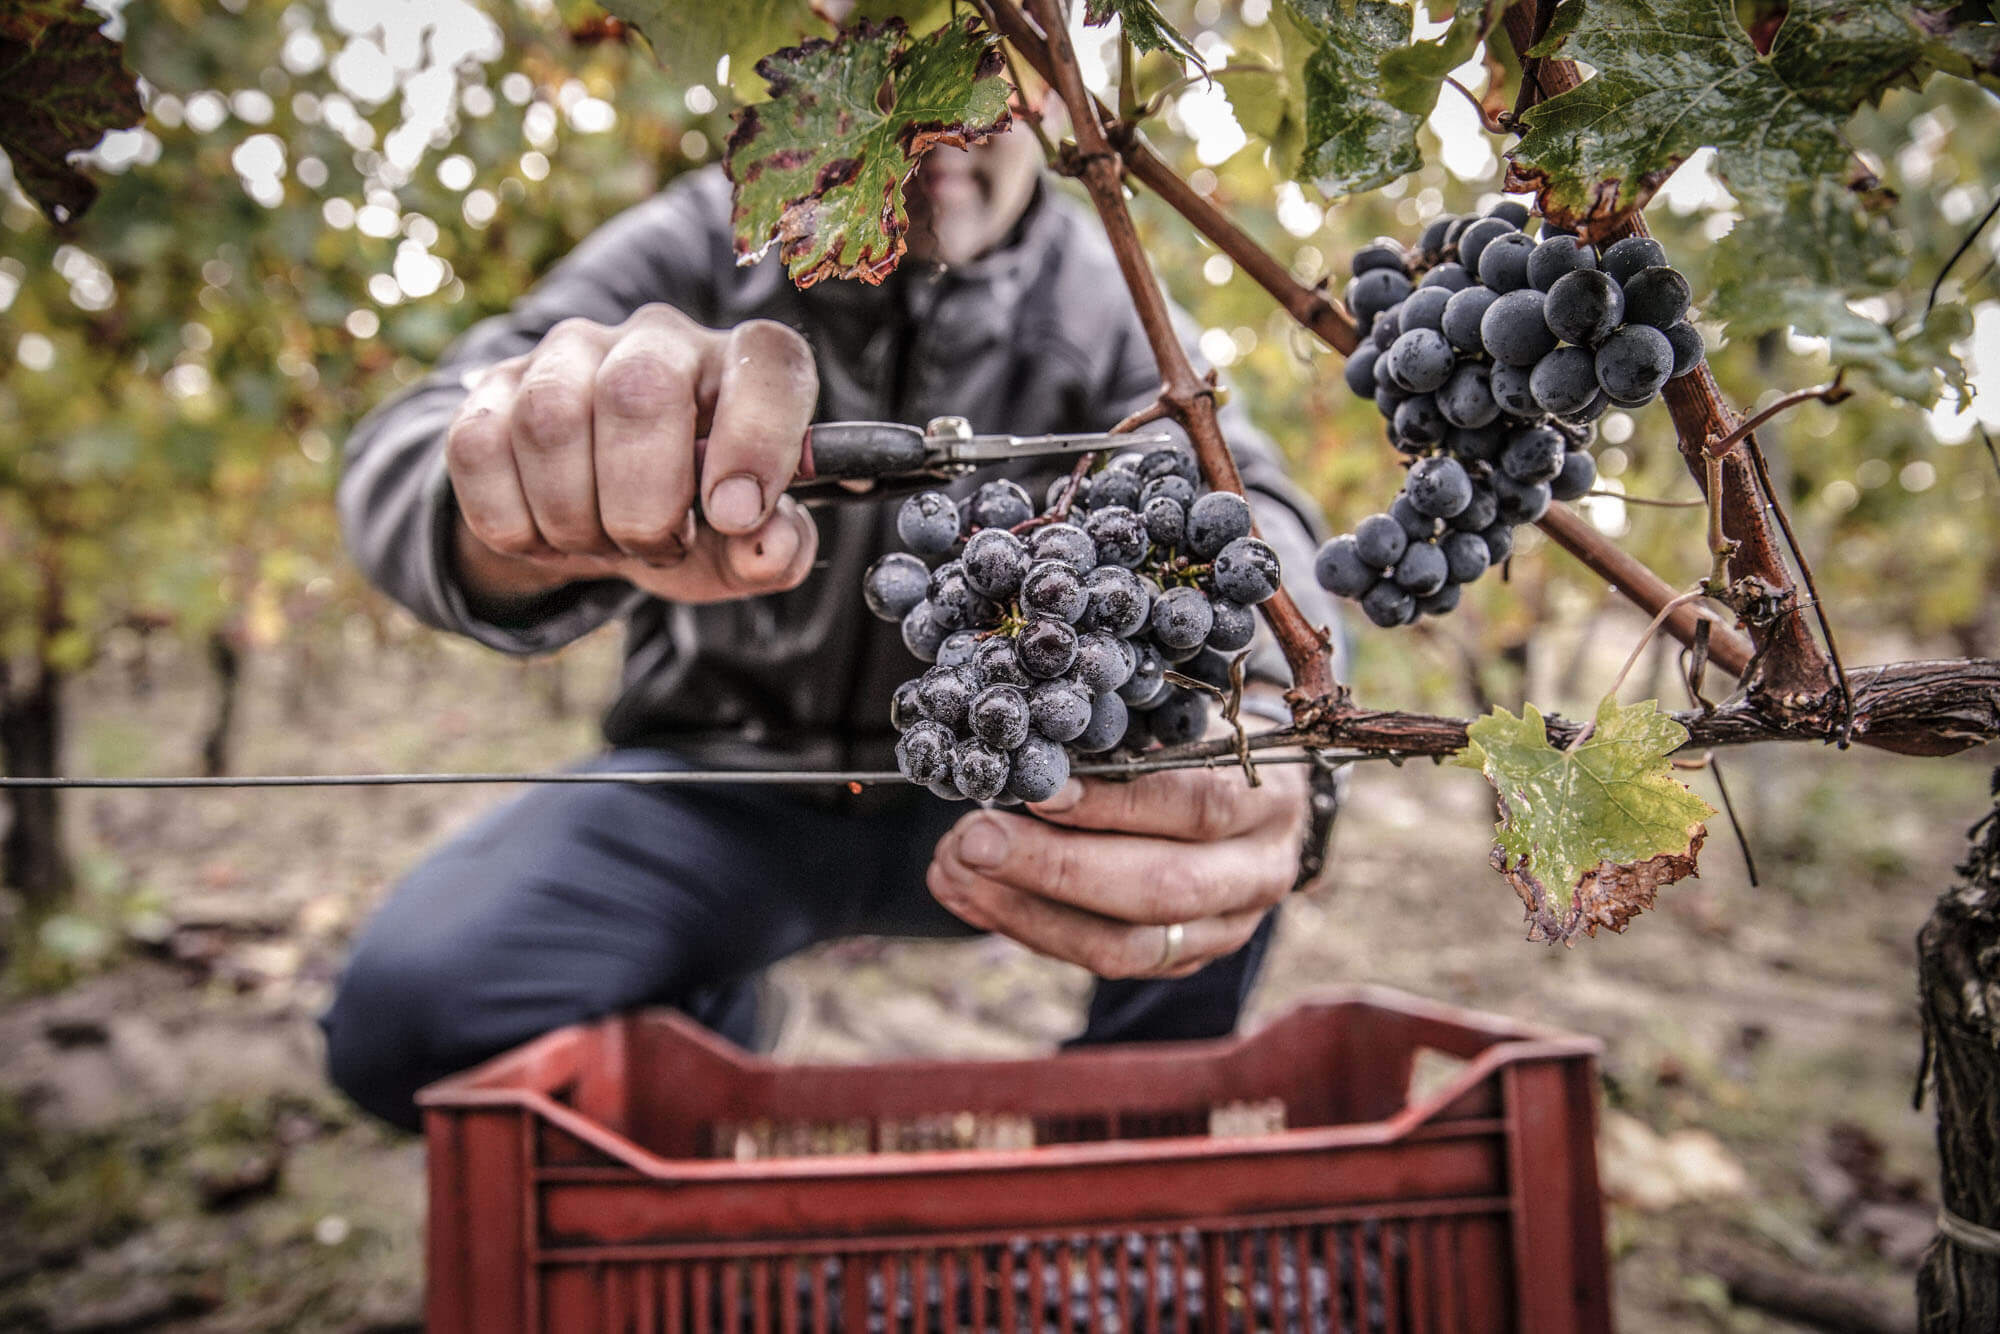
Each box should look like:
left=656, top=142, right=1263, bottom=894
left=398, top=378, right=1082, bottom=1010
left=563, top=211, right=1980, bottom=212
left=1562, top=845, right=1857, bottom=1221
left=339, top=166, right=1336, bottom=767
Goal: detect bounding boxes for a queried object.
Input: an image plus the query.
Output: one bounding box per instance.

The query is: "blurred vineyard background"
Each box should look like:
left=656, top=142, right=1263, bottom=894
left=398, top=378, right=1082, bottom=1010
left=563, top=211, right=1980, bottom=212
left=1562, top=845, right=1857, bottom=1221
left=2, top=0, right=1998, bottom=1329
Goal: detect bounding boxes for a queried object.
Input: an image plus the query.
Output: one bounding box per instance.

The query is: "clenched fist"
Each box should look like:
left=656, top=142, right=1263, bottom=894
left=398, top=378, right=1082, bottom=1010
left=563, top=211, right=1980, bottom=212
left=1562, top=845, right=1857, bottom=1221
left=444, top=304, right=822, bottom=610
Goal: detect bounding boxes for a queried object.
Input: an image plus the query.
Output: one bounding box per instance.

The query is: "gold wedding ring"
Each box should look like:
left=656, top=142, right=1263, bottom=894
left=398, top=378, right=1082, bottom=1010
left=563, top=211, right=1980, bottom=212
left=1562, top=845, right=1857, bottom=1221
left=1154, top=921, right=1186, bottom=974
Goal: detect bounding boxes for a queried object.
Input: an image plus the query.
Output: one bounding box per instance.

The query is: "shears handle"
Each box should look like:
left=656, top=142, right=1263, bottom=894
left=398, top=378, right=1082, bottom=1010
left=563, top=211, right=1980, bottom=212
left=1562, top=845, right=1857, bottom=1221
left=692, top=421, right=943, bottom=504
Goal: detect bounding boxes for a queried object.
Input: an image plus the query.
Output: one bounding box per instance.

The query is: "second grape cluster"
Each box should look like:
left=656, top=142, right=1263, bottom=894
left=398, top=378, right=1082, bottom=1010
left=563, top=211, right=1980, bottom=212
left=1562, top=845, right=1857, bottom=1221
left=1313, top=203, right=1706, bottom=627
left=865, top=445, right=1283, bottom=803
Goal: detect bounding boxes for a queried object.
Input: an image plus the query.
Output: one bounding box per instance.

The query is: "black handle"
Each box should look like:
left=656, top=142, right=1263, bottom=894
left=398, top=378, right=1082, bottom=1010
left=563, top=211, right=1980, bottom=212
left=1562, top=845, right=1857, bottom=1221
left=797, top=421, right=929, bottom=481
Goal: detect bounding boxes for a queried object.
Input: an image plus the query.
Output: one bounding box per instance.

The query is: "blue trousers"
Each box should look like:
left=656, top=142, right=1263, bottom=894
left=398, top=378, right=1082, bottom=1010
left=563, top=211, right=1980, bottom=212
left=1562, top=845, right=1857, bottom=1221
left=321, top=750, right=1277, bottom=1130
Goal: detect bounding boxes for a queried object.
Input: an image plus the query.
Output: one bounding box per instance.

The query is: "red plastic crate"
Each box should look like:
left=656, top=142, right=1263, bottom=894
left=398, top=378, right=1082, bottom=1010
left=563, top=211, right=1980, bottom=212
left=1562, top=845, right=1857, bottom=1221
left=419, top=984, right=1611, bottom=1333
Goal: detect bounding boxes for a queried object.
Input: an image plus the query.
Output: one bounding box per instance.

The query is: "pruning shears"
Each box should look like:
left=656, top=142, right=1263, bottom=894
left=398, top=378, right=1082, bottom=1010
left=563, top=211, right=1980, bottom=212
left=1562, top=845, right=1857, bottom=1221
left=772, top=415, right=1174, bottom=503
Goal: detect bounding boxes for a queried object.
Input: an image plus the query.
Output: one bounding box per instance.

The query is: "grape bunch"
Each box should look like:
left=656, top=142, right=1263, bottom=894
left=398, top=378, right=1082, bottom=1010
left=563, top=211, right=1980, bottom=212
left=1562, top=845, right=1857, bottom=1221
left=1313, top=202, right=1706, bottom=627
left=863, top=445, right=1282, bottom=802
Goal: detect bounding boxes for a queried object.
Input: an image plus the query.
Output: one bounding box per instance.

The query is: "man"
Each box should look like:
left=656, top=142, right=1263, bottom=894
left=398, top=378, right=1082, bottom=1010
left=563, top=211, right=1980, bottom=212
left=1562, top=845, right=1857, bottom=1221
left=325, top=117, right=1340, bottom=1131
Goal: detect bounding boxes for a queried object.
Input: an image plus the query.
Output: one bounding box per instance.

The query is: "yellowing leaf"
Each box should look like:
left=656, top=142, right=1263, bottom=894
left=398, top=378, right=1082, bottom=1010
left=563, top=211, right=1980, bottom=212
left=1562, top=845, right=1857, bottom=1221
left=1458, top=697, right=1715, bottom=945
left=724, top=17, right=1012, bottom=289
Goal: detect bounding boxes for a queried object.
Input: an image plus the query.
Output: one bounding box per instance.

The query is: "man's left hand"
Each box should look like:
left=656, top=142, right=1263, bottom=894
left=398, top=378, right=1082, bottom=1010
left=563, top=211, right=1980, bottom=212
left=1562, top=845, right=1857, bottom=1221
left=926, top=758, right=1307, bottom=979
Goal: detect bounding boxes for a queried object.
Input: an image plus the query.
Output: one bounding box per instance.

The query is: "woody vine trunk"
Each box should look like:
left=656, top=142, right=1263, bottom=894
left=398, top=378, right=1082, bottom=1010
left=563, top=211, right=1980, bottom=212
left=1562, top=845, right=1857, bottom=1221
left=1917, top=771, right=2000, bottom=1329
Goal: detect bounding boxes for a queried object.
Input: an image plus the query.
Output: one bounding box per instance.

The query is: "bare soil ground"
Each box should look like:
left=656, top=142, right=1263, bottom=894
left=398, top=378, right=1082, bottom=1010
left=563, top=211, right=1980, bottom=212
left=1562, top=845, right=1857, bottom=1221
left=0, top=623, right=1990, bottom=1333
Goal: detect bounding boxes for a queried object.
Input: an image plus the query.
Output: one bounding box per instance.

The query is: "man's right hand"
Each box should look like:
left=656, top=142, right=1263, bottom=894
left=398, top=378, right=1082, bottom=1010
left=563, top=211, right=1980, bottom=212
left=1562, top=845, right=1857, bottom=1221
left=444, top=304, right=822, bottom=610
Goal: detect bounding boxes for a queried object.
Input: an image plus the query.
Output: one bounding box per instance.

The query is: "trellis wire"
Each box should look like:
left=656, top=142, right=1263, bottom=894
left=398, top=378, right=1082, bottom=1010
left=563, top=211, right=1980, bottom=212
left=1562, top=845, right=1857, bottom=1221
left=0, top=748, right=1366, bottom=792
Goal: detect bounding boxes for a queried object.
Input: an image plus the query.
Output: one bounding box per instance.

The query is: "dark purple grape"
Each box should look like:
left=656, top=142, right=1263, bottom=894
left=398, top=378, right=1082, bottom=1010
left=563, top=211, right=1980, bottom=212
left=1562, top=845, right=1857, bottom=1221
left=1139, top=446, right=1200, bottom=486
left=1017, top=617, right=1079, bottom=678
left=1447, top=421, right=1504, bottom=464
left=1550, top=449, right=1597, bottom=502
left=1527, top=234, right=1596, bottom=292
left=1315, top=535, right=1374, bottom=597
left=1074, top=630, right=1136, bottom=694
left=1406, top=455, right=1473, bottom=518
left=1211, top=537, right=1280, bottom=605
left=1391, top=495, right=1439, bottom=543
left=1084, top=467, right=1141, bottom=511
left=1207, top=598, right=1255, bottom=651
left=1140, top=474, right=1196, bottom=510
left=1419, top=214, right=1457, bottom=255
left=1187, top=491, right=1253, bottom=560
left=1344, top=343, right=1381, bottom=398
left=1394, top=541, right=1449, bottom=596
left=1387, top=328, right=1456, bottom=393
left=1442, top=285, right=1500, bottom=353
left=1028, top=522, right=1096, bottom=575
left=1147, top=689, right=1210, bottom=746
left=1490, top=362, right=1538, bottom=417
left=1372, top=304, right=1403, bottom=351
left=896, top=721, right=954, bottom=785
left=936, top=628, right=979, bottom=669
left=952, top=739, right=1009, bottom=801
left=1354, top=513, right=1408, bottom=568
left=971, top=635, right=1030, bottom=688
left=1351, top=241, right=1405, bottom=275
left=1492, top=471, right=1552, bottom=525
left=1622, top=265, right=1692, bottom=329
left=890, top=678, right=923, bottom=730
left=1181, top=647, right=1232, bottom=690
left=1529, top=345, right=1599, bottom=417
left=1417, top=262, right=1472, bottom=292
left=1441, top=528, right=1492, bottom=583
left=1502, top=424, right=1567, bottom=484
left=1142, top=495, right=1186, bottom=547
left=1562, top=390, right=1612, bottom=424
left=1455, top=216, right=1516, bottom=273
left=1028, top=679, right=1092, bottom=743
left=968, top=683, right=1031, bottom=750
left=961, top=527, right=1027, bottom=599
left=1360, top=580, right=1416, bottom=628
left=1600, top=235, right=1666, bottom=284
left=1393, top=393, right=1447, bottom=449
left=1080, top=564, right=1150, bottom=635
left=969, top=479, right=1033, bottom=530
left=901, top=601, right=948, bottom=662
left=926, top=563, right=993, bottom=630
left=1481, top=289, right=1557, bottom=366
left=1487, top=200, right=1531, bottom=227
left=1347, top=267, right=1413, bottom=322
left=917, top=665, right=976, bottom=728
left=1595, top=324, right=1674, bottom=402
left=927, top=775, right=967, bottom=803
left=1664, top=320, right=1706, bottom=378
left=896, top=491, right=960, bottom=557
left=1475, top=231, right=1536, bottom=293
left=1021, top=559, right=1088, bottom=623
left=1074, top=690, right=1128, bottom=753
left=1397, top=285, right=1453, bottom=333
left=1481, top=520, right=1516, bottom=565
left=864, top=552, right=930, bottom=622
left=1085, top=505, right=1148, bottom=568
left=1438, top=363, right=1500, bottom=429
left=1450, top=479, right=1499, bottom=531
left=1006, top=734, right=1070, bottom=802
left=1149, top=585, right=1215, bottom=650
left=1418, top=582, right=1462, bottom=616
left=1117, top=642, right=1167, bottom=704
left=1544, top=268, right=1624, bottom=346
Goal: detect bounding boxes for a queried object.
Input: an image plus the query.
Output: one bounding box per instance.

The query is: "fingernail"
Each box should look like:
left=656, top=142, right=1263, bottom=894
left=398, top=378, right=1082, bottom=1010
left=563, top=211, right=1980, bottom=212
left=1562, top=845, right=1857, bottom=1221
left=1033, top=779, right=1084, bottom=813
left=708, top=474, right=763, bottom=530
left=958, top=818, right=1010, bottom=869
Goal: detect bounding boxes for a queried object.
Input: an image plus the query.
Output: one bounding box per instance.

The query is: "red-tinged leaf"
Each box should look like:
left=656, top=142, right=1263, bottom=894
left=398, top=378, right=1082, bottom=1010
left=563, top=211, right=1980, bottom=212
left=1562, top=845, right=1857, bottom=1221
left=724, top=17, right=1012, bottom=289
left=0, top=0, right=143, bottom=224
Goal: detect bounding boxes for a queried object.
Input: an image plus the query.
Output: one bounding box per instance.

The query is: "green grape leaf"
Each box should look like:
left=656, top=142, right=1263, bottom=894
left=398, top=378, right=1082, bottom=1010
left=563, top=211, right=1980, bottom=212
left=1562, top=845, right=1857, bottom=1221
left=724, top=17, right=1012, bottom=289
left=1708, top=175, right=1970, bottom=404
left=1377, top=0, right=1506, bottom=117
left=1455, top=697, right=1715, bottom=945
left=1276, top=0, right=1423, bottom=199
left=1083, top=0, right=1203, bottom=65
left=597, top=0, right=826, bottom=99
left=0, top=0, right=143, bottom=224
left=1509, top=0, right=1957, bottom=231
left=1219, top=61, right=1305, bottom=178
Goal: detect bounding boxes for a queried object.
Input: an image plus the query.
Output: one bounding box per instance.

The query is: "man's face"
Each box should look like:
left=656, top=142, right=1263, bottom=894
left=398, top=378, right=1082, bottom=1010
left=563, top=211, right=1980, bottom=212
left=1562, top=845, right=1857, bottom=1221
left=902, top=122, right=1044, bottom=267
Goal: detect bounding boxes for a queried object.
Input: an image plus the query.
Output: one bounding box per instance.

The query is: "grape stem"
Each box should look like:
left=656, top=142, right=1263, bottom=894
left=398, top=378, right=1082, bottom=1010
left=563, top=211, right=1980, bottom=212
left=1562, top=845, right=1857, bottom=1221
left=1702, top=376, right=1850, bottom=461
left=1007, top=0, right=1339, bottom=707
